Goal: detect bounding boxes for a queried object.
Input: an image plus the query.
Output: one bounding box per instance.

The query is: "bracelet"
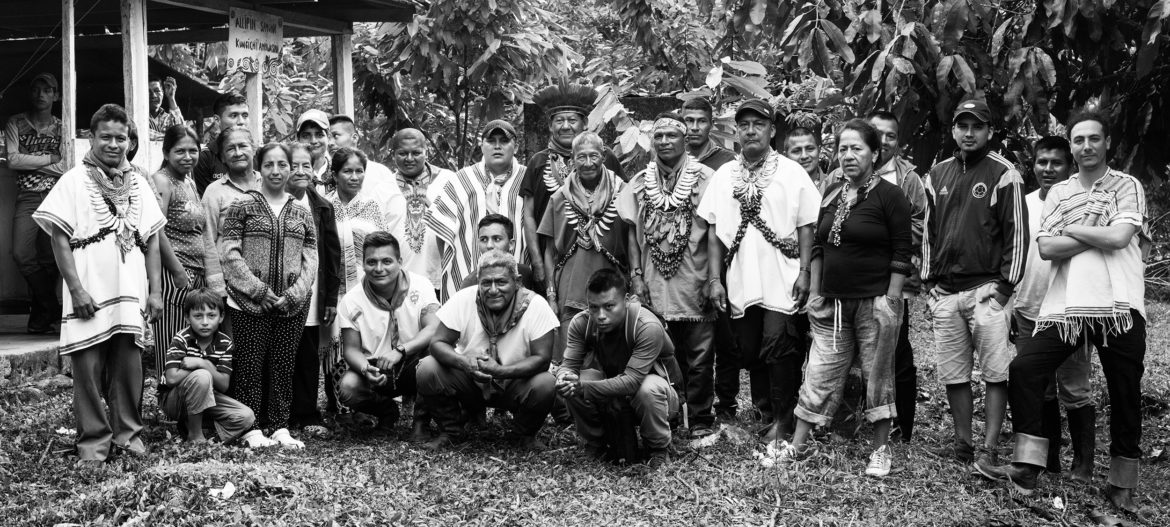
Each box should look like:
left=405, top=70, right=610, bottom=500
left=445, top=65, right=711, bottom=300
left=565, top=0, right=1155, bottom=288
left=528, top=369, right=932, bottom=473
left=799, top=266, right=810, bottom=272
left=631, top=267, right=644, bottom=277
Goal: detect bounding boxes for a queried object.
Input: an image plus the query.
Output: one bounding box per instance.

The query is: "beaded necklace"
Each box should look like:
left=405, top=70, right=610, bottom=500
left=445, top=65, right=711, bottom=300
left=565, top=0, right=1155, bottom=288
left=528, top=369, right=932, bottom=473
left=71, top=164, right=147, bottom=259
left=639, top=155, right=702, bottom=278
left=642, top=154, right=701, bottom=210
left=828, top=174, right=877, bottom=246
left=723, top=152, right=799, bottom=267
left=397, top=166, right=434, bottom=254
left=541, top=153, right=568, bottom=195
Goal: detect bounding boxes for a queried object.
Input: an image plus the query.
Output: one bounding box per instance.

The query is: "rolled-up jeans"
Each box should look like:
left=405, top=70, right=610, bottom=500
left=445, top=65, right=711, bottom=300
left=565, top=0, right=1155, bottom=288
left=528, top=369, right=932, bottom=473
left=795, top=295, right=900, bottom=426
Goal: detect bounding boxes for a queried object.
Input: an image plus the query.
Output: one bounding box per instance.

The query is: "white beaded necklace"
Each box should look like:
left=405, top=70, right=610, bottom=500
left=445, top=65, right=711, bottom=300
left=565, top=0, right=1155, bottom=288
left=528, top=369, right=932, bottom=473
left=642, top=154, right=701, bottom=210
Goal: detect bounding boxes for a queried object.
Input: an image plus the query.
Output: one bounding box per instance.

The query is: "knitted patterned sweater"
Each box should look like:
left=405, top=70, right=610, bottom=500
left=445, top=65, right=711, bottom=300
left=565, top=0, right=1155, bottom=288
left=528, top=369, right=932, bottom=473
left=218, top=190, right=318, bottom=317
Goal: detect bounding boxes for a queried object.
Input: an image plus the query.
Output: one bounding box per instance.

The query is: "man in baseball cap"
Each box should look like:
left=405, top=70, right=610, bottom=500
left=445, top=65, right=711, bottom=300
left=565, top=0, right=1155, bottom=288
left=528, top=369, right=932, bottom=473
left=921, top=97, right=1027, bottom=469
left=296, top=109, right=332, bottom=190
left=6, top=72, right=65, bottom=333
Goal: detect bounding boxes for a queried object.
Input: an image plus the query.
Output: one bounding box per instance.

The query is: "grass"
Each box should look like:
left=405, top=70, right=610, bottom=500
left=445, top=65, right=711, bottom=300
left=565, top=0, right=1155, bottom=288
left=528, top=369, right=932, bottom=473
left=1, top=299, right=1168, bottom=526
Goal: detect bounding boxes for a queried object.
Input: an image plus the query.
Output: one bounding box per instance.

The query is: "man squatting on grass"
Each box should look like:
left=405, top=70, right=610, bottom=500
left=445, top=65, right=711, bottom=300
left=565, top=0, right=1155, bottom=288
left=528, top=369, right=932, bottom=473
left=556, top=269, right=682, bottom=467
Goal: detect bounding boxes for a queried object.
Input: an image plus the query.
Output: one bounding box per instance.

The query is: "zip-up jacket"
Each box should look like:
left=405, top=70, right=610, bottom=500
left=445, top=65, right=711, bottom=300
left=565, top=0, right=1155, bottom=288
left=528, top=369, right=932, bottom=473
left=922, top=148, right=1027, bottom=298
left=305, top=187, right=342, bottom=316
left=219, top=191, right=318, bottom=317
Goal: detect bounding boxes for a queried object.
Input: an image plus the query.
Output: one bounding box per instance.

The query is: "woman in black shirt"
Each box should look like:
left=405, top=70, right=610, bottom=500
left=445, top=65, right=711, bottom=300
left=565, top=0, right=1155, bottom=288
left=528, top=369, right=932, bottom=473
left=770, top=119, right=913, bottom=478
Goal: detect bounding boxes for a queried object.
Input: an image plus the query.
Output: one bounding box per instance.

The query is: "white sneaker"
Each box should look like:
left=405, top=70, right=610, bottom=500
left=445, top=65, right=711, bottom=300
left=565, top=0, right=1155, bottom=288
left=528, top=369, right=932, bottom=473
left=866, top=445, right=892, bottom=477
left=270, top=428, right=305, bottom=449
left=772, top=440, right=802, bottom=464
left=241, top=430, right=277, bottom=449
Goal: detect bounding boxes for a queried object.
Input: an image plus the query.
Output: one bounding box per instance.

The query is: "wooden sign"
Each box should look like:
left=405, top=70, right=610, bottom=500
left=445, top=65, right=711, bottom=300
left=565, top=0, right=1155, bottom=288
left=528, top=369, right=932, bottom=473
left=227, top=7, right=283, bottom=74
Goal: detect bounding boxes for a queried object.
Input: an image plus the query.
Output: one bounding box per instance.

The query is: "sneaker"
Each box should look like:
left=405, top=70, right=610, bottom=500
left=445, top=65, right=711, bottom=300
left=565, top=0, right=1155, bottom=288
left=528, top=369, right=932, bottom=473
left=242, top=430, right=277, bottom=448
left=929, top=439, right=974, bottom=463
left=773, top=440, right=808, bottom=464
left=269, top=428, right=305, bottom=449
left=866, top=445, right=892, bottom=477
left=301, top=425, right=332, bottom=439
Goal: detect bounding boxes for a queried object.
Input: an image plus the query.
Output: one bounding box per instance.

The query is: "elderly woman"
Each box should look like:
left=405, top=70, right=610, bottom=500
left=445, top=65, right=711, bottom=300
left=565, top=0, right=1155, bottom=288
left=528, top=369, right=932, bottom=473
left=201, top=128, right=259, bottom=241
left=219, top=142, right=318, bottom=448
left=285, top=142, right=342, bottom=436
left=150, top=125, right=225, bottom=380
left=772, top=119, right=913, bottom=477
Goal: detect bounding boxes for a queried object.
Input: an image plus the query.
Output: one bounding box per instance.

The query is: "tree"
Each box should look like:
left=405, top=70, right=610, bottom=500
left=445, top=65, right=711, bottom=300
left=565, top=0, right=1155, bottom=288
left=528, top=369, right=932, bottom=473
left=350, top=0, right=579, bottom=168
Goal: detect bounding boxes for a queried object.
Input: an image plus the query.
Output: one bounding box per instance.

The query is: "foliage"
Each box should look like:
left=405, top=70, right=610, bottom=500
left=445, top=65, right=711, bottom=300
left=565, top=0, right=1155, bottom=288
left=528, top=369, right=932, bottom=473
left=3, top=301, right=1170, bottom=525
left=351, top=0, right=579, bottom=168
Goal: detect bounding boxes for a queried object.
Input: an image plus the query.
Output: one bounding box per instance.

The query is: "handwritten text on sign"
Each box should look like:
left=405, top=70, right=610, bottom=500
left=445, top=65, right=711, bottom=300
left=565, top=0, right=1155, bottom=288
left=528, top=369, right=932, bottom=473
left=227, top=8, right=283, bottom=74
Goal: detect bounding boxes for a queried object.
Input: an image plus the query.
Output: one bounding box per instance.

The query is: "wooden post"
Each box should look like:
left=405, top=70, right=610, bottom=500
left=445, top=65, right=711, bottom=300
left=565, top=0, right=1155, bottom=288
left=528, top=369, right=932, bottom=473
left=244, top=72, right=262, bottom=142
left=331, top=33, right=355, bottom=117
left=121, top=0, right=150, bottom=168
left=61, top=0, right=76, bottom=169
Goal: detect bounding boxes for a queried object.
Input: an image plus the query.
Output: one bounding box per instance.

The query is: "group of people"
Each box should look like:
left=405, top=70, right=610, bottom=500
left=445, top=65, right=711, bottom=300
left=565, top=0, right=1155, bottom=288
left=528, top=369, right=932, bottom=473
left=6, top=72, right=1150, bottom=514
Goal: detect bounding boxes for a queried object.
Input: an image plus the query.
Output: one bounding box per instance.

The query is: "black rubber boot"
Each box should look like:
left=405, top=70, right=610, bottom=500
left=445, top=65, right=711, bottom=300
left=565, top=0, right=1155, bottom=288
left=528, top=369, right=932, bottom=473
left=1042, top=399, right=1063, bottom=473
left=895, top=378, right=917, bottom=442
left=1067, top=405, right=1096, bottom=483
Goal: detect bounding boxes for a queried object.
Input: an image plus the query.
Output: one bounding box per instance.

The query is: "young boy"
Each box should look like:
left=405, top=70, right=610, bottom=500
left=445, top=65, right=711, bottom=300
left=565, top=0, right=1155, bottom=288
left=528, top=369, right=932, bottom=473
left=159, top=288, right=256, bottom=443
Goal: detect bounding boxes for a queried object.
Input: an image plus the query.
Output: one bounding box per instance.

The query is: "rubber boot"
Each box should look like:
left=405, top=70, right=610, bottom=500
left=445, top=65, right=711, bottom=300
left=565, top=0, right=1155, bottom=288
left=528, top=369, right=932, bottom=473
left=1041, top=399, right=1063, bottom=473
left=974, top=433, right=1048, bottom=496
left=762, top=358, right=798, bottom=442
left=1106, top=456, right=1140, bottom=514
left=895, top=378, right=917, bottom=442
left=1067, top=405, right=1095, bottom=483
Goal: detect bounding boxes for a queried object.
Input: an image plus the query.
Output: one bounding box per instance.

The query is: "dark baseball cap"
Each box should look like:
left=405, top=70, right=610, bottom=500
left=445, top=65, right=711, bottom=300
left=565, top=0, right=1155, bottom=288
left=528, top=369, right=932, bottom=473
left=734, top=98, right=774, bottom=122
left=30, top=72, right=58, bottom=90
left=953, top=99, right=991, bottom=123
left=481, top=119, right=517, bottom=140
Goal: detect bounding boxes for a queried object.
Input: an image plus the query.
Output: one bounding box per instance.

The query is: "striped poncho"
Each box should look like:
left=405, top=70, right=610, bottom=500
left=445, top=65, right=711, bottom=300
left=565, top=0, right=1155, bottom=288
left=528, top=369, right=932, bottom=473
left=428, top=161, right=527, bottom=301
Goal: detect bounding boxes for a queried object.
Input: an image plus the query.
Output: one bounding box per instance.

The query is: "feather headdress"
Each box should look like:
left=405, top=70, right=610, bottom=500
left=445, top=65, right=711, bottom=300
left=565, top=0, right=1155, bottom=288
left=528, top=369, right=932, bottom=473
left=532, top=80, right=598, bottom=118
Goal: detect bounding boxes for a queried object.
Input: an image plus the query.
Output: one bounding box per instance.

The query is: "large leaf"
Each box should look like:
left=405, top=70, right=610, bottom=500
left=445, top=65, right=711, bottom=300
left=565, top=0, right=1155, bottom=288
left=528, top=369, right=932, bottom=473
left=722, top=59, right=768, bottom=76
left=936, top=55, right=955, bottom=92
left=723, top=73, right=772, bottom=98
left=705, top=64, right=724, bottom=89
left=819, top=20, right=856, bottom=64
left=750, top=0, right=767, bottom=25
left=952, top=55, right=976, bottom=93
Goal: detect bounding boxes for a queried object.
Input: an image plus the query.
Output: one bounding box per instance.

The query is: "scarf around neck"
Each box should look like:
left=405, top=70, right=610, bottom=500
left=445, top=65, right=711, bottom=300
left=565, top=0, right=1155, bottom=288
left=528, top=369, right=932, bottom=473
left=476, top=286, right=535, bottom=362
left=547, top=139, right=573, bottom=159
left=79, top=149, right=145, bottom=260
left=364, top=271, right=410, bottom=349
left=566, top=166, right=616, bottom=217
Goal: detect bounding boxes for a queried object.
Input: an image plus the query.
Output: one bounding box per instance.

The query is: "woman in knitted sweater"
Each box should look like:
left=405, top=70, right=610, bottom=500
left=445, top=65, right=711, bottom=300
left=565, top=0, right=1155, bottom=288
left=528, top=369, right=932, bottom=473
left=150, top=125, right=225, bottom=381
left=219, top=142, right=318, bottom=448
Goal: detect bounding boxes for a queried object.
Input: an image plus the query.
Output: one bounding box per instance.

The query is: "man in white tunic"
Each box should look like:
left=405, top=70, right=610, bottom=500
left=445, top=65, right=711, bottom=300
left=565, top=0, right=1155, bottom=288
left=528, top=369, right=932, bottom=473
left=33, top=104, right=165, bottom=463
left=698, top=99, right=819, bottom=442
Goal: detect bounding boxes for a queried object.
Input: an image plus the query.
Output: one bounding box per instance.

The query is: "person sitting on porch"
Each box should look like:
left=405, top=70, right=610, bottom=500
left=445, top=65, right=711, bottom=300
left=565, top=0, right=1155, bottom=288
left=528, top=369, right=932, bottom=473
left=6, top=72, right=66, bottom=334
left=148, top=76, right=185, bottom=139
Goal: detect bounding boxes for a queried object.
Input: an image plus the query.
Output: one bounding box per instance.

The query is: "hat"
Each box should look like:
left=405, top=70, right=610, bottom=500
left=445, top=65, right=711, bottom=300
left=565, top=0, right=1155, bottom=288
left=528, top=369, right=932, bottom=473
left=30, top=72, right=58, bottom=90
left=532, top=80, right=597, bottom=118
left=296, top=109, right=330, bottom=133
left=735, top=98, right=775, bottom=122
left=953, top=99, right=991, bottom=123
left=481, top=119, right=517, bottom=140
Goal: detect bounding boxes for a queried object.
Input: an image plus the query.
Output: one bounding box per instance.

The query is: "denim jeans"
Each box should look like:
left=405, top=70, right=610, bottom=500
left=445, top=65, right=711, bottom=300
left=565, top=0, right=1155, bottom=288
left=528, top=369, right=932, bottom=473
left=12, top=190, right=55, bottom=276
left=796, top=295, right=900, bottom=426
left=1010, top=311, right=1145, bottom=460
left=668, top=320, right=715, bottom=428
left=1016, top=314, right=1093, bottom=409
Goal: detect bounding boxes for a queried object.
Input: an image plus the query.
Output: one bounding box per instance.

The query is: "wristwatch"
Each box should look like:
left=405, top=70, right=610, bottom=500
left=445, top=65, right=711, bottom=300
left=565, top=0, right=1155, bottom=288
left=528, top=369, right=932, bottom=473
left=631, top=267, right=643, bottom=277
left=394, top=344, right=406, bottom=355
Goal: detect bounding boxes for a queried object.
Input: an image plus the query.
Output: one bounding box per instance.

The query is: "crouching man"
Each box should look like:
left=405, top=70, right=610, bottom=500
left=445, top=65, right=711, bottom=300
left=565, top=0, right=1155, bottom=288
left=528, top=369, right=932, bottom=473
left=556, top=269, right=681, bottom=467
left=418, top=249, right=559, bottom=450
left=337, top=232, right=440, bottom=438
